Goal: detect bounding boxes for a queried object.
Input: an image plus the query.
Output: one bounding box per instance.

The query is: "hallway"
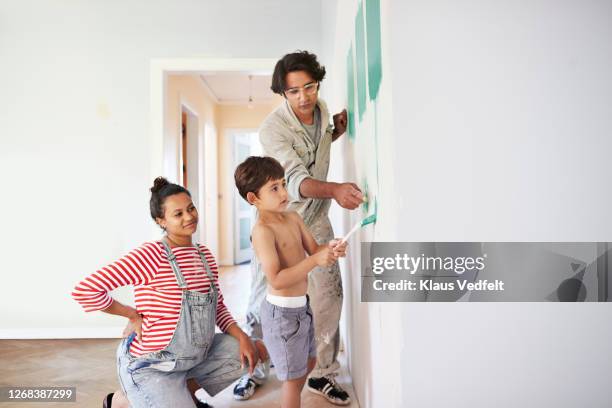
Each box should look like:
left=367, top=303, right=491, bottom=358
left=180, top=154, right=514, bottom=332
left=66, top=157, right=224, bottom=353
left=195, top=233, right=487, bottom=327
left=0, top=264, right=359, bottom=408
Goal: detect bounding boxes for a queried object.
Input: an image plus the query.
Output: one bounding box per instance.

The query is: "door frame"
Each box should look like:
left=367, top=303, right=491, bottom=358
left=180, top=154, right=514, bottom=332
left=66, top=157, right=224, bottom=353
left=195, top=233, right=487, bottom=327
left=179, top=102, right=206, bottom=244
left=149, top=57, right=277, bottom=247
left=229, top=128, right=260, bottom=264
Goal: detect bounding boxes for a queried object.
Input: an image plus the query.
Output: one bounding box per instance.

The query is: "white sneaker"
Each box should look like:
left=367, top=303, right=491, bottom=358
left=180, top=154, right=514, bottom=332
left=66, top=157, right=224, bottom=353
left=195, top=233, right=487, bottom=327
left=233, top=375, right=258, bottom=401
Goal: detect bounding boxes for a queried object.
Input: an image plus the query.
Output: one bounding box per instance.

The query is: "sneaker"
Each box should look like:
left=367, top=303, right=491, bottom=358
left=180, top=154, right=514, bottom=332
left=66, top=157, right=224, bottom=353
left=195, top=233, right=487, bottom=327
left=102, top=393, right=113, bottom=408
left=233, top=375, right=258, bottom=401
left=252, top=359, right=270, bottom=384
left=307, top=375, right=351, bottom=405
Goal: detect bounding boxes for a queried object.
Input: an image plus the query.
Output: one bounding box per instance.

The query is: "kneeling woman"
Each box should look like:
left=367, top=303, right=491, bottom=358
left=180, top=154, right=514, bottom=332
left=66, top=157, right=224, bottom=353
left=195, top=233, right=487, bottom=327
left=72, top=178, right=257, bottom=407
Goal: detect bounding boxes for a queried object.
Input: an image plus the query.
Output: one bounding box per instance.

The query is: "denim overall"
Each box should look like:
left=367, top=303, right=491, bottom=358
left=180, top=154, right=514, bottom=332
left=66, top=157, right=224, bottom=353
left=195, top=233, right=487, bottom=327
left=116, top=241, right=245, bottom=407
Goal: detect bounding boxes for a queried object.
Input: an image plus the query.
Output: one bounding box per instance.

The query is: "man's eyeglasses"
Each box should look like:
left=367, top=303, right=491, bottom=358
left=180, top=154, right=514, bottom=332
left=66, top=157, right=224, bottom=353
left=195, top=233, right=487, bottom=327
left=284, top=82, right=319, bottom=99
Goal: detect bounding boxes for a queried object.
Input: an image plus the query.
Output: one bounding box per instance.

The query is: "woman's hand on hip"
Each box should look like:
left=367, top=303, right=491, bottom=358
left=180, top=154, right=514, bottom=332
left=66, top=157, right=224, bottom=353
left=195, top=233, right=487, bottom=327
left=122, top=309, right=143, bottom=340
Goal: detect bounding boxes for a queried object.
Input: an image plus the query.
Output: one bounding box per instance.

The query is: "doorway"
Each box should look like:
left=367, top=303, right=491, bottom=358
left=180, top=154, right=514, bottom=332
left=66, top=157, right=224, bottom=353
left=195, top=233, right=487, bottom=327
left=233, top=130, right=262, bottom=264
left=151, top=57, right=278, bottom=259
left=181, top=105, right=206, bottom=243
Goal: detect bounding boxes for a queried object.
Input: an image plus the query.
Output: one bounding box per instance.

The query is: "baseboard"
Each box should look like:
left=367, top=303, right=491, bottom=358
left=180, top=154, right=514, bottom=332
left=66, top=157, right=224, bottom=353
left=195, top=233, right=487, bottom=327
left=0, top=327, right=125, bottom=339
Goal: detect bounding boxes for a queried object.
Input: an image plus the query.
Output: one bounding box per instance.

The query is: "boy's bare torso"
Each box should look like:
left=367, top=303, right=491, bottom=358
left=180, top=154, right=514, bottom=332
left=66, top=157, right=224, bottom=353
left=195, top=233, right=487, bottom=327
left=257, top=212, right=309, bottom=297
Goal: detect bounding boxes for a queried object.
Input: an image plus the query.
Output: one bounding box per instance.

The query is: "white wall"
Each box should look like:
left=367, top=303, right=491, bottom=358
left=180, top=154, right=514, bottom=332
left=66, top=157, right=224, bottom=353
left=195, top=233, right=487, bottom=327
left=0, top=1, right=321, bottom=336
left=323, top=0, right=612, bottom=407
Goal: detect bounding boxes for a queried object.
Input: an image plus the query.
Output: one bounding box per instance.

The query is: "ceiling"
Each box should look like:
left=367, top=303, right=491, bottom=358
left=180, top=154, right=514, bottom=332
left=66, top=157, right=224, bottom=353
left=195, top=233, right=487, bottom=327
left=199, top=72, right=277, bottom=105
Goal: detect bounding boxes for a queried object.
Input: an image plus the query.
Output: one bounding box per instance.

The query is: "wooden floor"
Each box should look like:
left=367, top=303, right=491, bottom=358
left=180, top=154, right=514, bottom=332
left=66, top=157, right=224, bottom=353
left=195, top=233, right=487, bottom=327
left=0, top=265, right=359, bottom=408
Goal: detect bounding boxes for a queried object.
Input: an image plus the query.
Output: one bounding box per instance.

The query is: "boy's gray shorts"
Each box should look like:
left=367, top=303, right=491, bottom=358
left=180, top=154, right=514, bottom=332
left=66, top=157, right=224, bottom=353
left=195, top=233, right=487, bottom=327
left=260, top=297, right=316, bottom=381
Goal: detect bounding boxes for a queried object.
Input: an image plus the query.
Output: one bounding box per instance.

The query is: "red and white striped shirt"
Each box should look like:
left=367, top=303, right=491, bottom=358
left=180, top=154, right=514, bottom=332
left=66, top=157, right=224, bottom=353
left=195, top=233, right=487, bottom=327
left=71, top=241, right=236, bottom=356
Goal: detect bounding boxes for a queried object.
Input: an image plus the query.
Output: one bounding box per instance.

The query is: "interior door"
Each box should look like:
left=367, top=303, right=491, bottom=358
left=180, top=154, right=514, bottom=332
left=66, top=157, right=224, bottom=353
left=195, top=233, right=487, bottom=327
left=234, top=133, right=256, bottom=263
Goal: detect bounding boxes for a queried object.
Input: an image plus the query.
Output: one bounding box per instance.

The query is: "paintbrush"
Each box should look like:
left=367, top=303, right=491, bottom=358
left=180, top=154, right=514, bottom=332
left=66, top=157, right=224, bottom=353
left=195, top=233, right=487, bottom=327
left=339, top=213, right=377, bottom=245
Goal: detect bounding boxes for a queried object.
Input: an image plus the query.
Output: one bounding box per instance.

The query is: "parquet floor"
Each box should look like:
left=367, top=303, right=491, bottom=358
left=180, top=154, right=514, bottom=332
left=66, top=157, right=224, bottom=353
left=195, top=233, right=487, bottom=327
left=0, top=265, right=359, bottom=408
left=1, top=338, right=118, bottom=407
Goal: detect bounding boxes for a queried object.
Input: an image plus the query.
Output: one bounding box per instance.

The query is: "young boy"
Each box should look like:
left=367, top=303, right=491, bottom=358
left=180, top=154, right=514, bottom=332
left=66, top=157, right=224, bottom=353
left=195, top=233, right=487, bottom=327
left=234, top=156, right=347, bottom=408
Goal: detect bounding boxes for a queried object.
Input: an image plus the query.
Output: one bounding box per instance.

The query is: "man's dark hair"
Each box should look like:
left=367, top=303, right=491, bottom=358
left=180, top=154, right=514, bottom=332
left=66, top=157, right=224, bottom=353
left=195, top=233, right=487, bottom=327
left=234, top=156, right=285, bottom=202
left=270, top=50, right=326, bottom=95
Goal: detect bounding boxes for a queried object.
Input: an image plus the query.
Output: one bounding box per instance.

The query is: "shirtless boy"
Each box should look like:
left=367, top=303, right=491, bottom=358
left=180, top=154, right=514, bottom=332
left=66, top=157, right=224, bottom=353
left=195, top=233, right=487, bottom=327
left=234, top=156, right=347, bottom=408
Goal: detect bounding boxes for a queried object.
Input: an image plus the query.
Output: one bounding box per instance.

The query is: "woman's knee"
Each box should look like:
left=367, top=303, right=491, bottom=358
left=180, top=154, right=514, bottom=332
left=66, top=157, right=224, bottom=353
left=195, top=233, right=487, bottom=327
left=112, top=390, right=129, bottom=408
left=210, top=333, right=240, bottom=361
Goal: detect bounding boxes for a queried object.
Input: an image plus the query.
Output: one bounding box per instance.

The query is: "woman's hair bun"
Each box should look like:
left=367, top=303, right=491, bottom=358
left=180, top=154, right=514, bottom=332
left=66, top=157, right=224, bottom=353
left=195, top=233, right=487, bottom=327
left=149, top=177, right=190, bottom=221
left=151, top=177, right=170, bottom=193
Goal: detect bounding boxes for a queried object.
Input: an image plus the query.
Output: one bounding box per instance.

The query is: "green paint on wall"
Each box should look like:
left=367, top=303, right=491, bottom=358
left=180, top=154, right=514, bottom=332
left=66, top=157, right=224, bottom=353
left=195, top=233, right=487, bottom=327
left=346, top=46, right=356, bottom=141
left=355, top=0, right=367, bottom=122
left=366, top=0, right=382, bottom=100
left=361, top=178, right=370, bottom=214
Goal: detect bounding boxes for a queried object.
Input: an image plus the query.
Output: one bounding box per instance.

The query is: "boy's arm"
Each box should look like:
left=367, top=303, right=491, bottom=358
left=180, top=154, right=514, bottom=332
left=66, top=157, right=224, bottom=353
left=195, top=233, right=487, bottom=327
left=252, top=224, right=324, bottom=290
left=290, top=212, right=348, bottom=258
left=290, top=212, right=326, bottom=255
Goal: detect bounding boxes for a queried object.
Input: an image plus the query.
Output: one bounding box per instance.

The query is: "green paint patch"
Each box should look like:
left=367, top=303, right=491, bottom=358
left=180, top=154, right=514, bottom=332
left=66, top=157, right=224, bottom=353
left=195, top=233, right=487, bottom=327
left=366, top=0, right=383, bottom=101
left=347, top=0, right=383, bottom=229
left=362, top=212, right=377, bottom=226
left=355, top=0, right=367, bottom=122
left=373, top=197, right=378, bottom=221
left=346, top=45, right=356, bottom=141
left=361, top=178, right=370, bottom=214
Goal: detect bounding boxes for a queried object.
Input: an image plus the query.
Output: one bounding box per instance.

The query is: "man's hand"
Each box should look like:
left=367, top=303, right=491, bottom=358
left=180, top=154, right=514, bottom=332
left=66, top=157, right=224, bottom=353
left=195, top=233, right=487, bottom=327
left=332, top=182, right=363, bottom=209
left=332, top=109, right=348, bottom=140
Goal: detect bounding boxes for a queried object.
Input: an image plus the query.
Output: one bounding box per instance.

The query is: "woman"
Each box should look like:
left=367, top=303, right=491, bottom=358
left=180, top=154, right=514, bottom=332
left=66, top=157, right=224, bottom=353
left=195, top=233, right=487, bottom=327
left=72, top=177, right=258, bottom=407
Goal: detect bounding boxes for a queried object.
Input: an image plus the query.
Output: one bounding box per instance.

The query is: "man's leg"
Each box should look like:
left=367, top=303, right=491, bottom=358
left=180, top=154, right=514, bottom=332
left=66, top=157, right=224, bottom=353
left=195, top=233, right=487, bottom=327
left=308, top=260, right=343, bottom=378
left=306, top=256, right=350, bottom=405
left=233, top=257, right=271, bottom=400
left=306, top=215, right=343, bottom=379
left=243, top=256, right=267, bottom=342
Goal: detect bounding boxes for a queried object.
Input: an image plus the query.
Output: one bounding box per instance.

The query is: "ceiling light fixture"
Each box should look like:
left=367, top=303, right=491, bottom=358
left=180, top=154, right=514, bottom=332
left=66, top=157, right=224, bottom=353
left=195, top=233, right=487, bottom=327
left=248, top=75, right=254, bottom=109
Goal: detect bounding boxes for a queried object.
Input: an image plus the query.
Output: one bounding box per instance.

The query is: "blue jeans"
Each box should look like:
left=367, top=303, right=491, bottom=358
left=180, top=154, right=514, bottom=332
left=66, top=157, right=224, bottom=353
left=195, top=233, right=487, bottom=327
left=116, top=291, right=246, bottom=407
